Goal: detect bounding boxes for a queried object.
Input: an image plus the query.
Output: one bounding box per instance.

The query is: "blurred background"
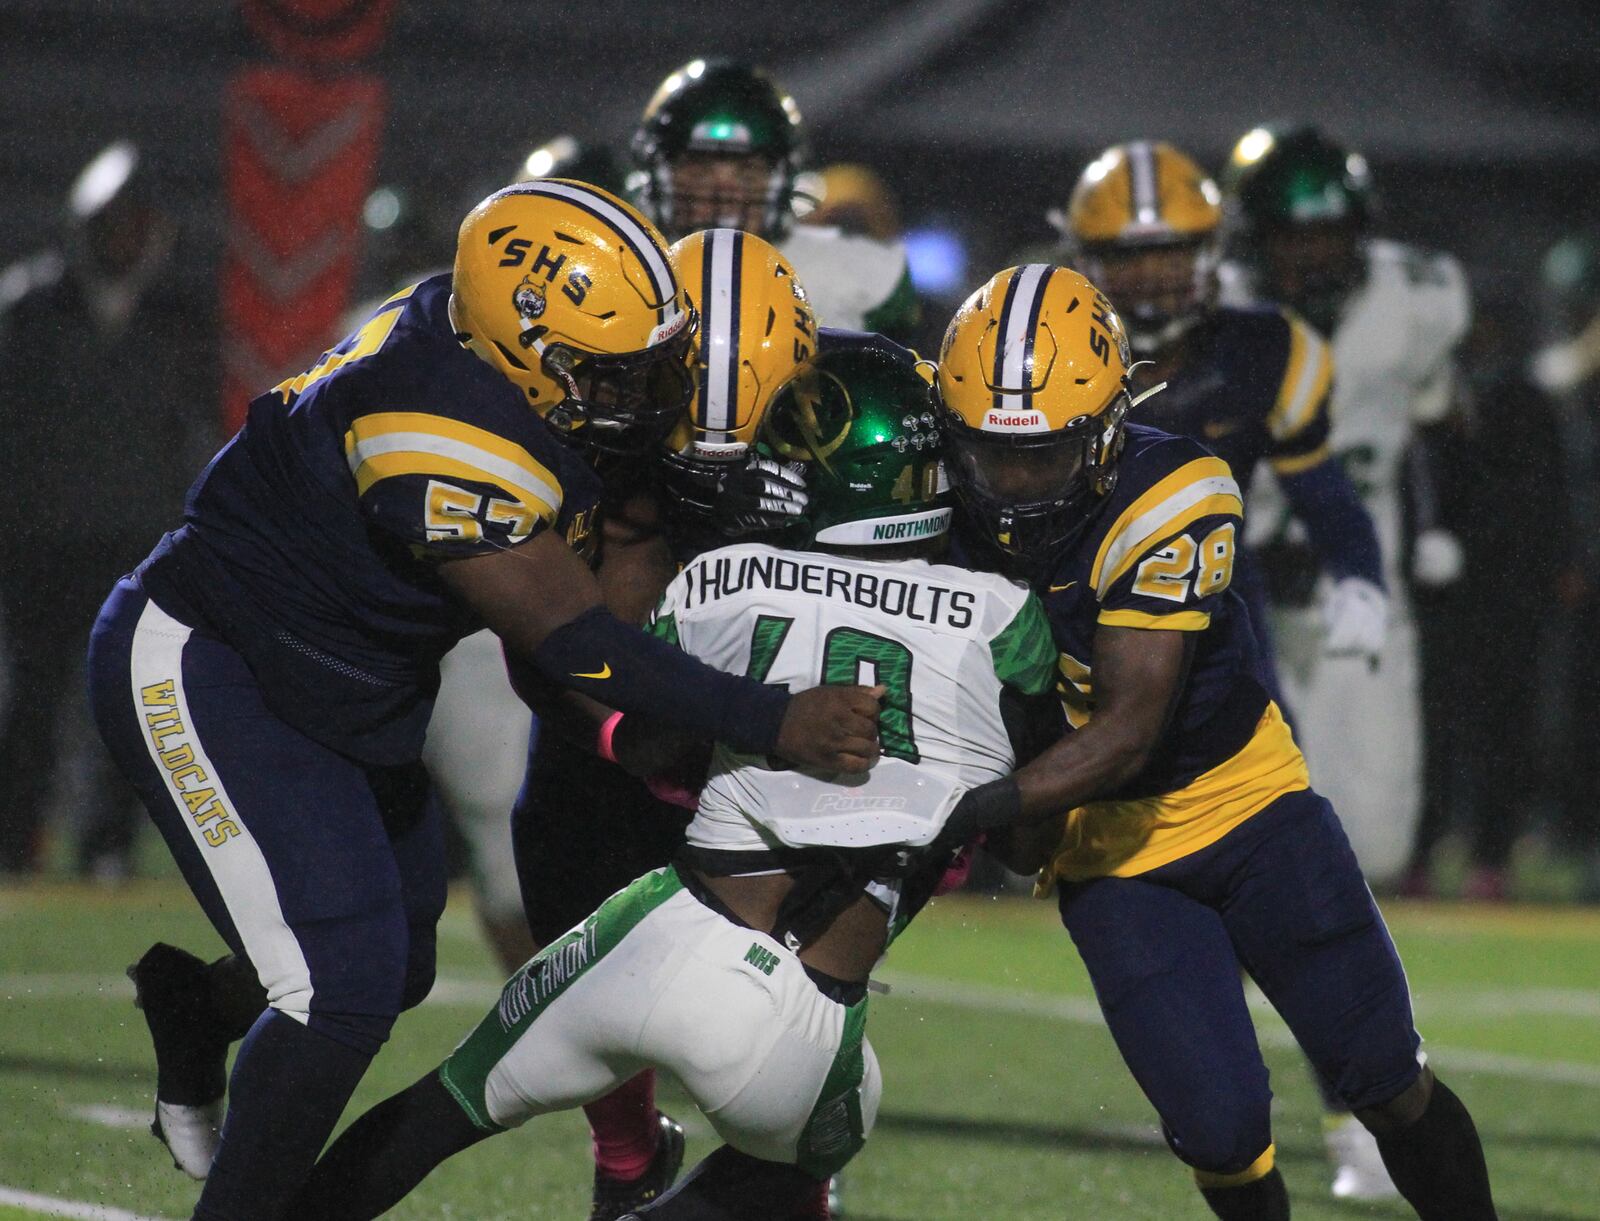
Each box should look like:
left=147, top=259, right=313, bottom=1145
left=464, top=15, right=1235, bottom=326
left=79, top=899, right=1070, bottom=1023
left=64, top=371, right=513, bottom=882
left=1, top=0, right=1598, bottom=896
left=4, top=5, right=1600, bottom=1219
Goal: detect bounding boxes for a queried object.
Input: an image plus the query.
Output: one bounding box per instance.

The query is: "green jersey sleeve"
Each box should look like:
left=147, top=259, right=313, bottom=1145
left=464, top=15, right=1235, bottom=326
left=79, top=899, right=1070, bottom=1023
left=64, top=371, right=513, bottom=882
left=988, top=593, right=1057, bottom=696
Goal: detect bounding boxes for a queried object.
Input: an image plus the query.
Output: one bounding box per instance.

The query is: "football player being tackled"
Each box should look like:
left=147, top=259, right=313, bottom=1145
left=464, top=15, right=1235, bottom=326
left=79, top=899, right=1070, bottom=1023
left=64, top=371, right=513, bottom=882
left=936, top=265, right=1497, bottom=1220
left=91, top=183, right=881, bottom=1220
left=283, top=340, right=1067, bottom=1221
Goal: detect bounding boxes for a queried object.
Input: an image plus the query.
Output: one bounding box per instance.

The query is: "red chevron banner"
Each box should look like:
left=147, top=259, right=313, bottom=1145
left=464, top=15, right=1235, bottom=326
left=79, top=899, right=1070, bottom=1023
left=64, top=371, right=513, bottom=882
left=220, top=67, right=386, bottom=431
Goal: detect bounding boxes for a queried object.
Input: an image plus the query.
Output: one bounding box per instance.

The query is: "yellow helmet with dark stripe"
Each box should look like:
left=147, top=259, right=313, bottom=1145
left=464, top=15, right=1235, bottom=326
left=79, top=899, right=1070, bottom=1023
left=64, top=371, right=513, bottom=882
left=936, top=265, right=1133, bottom=564
left=659, top=227, right=818, bottom=514
left=1054, top=141, right=1223, bottom=354
left=450, top=179, right=696, bottom=453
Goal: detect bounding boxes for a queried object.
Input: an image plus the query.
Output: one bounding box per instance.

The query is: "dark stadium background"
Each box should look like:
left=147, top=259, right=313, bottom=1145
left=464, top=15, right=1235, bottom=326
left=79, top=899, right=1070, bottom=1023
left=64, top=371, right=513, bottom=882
left=4, top=0, right=1596, bottom=328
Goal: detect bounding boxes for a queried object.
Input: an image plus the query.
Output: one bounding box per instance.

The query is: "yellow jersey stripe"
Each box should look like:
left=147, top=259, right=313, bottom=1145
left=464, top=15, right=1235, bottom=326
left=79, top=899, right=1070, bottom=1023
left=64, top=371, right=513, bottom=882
left=1094, top=482, right=1243, bottom=595
left=1041, top=702, right=1308, bottom=884
left=1269, top=316, right=1332, bottom=441
left=345, top=413, right=563, bottom=513
left=351, top=451, right=559, bottom=524
left=1269, top=443, right=1332, bottom=477
left=1097, top=608, right=1211, bottom=631
left=1092, top=457, right=1237, bottom=591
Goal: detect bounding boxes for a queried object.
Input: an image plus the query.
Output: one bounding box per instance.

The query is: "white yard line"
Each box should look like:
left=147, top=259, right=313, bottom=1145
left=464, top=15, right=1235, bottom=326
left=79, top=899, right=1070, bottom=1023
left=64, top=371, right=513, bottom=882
left=63, top=1105, right=149, bottom=1131
left=11, top=969, right=1600, bottom=1089
left=877, top=972, right=1600, bottom=1089
left=0, top=1185, right=172, bottom=1221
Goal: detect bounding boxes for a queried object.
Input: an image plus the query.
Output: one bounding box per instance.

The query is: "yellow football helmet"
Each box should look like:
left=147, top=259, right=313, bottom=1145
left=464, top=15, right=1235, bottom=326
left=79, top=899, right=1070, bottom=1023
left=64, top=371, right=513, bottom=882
left=661, top=227, right=818, bottom=514
left=796, top=163, right=902, bottom=240
left=450, top=178, right=696, bottom=453
left=936, top=264, right=1133, bottom=563
left=1053, top=141, right=1223, bottom=354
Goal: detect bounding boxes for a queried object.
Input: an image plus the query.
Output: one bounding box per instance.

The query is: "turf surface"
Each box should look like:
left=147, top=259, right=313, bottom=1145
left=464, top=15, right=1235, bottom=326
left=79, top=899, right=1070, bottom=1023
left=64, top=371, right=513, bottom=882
left=1, top=880, right=1596, bottom=1219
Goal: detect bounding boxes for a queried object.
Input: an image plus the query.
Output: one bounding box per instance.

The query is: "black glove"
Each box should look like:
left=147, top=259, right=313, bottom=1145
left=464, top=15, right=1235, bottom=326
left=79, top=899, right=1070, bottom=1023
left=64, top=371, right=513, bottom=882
left=714, top=455, right=810, bottom=538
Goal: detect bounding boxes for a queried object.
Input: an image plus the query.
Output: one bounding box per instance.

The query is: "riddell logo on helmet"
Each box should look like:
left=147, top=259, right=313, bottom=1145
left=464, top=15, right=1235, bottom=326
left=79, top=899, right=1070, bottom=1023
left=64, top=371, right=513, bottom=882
left=984, top=410, right=1043, bottom=429
left=649, top=309, right=689, bottom=347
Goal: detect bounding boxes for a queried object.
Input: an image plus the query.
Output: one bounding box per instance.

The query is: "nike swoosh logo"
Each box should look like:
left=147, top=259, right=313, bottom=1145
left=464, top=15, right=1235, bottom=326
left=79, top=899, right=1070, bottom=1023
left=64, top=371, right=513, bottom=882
left=572, top=664, right=612, bottom=680
left=1049, top=581, right=1078, bottom=593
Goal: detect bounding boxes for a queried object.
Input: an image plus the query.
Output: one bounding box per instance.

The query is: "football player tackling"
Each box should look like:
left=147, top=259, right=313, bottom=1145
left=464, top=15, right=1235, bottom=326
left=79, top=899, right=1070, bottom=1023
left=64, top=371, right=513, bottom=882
left=87, top=183, right=879, bottom=1220
left=285, top=341, right=1064, bottom=1221
left=937, top=265, right=1497, bottom=1220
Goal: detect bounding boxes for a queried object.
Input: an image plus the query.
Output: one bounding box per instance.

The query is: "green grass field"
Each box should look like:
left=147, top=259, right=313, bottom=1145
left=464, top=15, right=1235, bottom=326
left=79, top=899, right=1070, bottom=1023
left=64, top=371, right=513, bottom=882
left=2, top=880, right=1597, bottom=1220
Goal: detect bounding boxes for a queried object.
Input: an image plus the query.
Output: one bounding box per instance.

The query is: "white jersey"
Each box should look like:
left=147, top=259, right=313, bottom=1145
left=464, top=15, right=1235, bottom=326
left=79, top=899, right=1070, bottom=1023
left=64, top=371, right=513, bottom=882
left=647, top=543, right=1055, bottom=852
left=779, top=225, right=916, bottom=335
left=1222, top=240, right=1469, bottom=885
left=1228, top=239, right=1471, bottom=601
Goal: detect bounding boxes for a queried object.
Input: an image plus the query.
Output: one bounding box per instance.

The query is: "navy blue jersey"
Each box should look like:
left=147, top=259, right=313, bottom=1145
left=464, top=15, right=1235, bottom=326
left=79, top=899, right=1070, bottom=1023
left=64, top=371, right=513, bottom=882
left=954, top=424, right=1308, bottom=880
left=141, top=274, right=602, bottom=764
left=1134, top=305, right=1333, bottom=498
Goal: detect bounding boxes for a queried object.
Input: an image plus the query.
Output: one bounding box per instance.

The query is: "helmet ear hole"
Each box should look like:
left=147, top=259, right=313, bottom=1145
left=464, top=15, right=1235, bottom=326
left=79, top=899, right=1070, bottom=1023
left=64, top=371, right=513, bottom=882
left=491, top=340, right=531, bottom=371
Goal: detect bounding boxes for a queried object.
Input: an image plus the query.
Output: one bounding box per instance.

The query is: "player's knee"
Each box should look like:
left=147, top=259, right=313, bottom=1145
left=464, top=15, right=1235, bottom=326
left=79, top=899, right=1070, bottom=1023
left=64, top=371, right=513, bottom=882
left=1161, top=1093, right=1273, bottom=1177
left=289, top=912, right=417, bottom=1055
left=1354, top=1064, right=1434, bottom=1136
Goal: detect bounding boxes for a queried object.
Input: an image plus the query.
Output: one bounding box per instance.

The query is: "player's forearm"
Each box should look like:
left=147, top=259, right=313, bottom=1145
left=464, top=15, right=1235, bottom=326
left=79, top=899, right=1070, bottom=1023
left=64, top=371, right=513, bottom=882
left=1011, top=716, right=1154, bottom=820
left=444, top=536, right=789, bottom=755
left=1278, top=459, right=1384, bottom=587
left=942, top=717, right=1151, bottom=848
left=527, top=606, right=789, bottom=756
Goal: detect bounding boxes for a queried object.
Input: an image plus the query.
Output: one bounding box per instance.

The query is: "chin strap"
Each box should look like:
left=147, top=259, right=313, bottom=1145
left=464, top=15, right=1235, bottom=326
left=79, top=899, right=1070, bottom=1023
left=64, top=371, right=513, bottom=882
left=1128, top=378, right=1169, bottom=412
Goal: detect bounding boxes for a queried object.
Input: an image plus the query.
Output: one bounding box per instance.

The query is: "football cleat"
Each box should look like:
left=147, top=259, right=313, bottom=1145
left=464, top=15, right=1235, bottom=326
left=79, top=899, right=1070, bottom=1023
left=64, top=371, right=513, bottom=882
left=127, top=943, right=233, bottom=1179
left=590, top=1112, right=686, bottom=1221
left=152, top=1099, right=223, bottom=1181
left=1325, top=1112, right=1400, bottom=1201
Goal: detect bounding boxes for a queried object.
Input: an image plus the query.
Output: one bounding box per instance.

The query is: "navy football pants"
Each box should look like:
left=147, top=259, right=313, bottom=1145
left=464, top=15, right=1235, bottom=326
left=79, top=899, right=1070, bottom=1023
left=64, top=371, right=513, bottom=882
left=1058, top=788, right=1421, bottom=1176
left=88, top=578, right=446, bottom=1054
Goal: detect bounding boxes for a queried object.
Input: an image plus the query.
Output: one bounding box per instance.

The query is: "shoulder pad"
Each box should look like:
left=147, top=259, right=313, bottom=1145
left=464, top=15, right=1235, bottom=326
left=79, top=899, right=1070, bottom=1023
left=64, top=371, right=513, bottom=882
left=1092, top=430, right=1242, bottom=598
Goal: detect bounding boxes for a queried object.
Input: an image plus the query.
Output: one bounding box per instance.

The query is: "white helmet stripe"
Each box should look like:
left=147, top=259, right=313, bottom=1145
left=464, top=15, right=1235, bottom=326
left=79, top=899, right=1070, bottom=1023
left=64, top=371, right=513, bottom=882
left=1129, top=141, right=1160, bottom=226
left=996, top=263, right=1052, bottom=396
left=698, top=228, right=743, bottom=436
left=510, top=179, right=678, bottom=307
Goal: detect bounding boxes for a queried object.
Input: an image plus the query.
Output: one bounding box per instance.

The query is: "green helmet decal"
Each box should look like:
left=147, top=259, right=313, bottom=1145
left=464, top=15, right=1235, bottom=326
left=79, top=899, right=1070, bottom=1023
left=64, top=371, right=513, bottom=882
left=1223, top=123, right=1374, bottom=234
left=632, top=59, right=806, bottom=239
left=758, top=343, right=951, bottom=547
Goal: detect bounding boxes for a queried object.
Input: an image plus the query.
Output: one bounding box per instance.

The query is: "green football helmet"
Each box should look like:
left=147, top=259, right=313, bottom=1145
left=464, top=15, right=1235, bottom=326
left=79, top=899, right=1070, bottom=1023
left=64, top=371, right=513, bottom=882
left=512, top=135, right=626, bottom=196
left=1222, top=123, right=1375, bottom=330
left=756, top=342, right=951, bottom=548
left=1540, top=234, right=1600, bottom=336
left=631, top=58, right=805, bottom=240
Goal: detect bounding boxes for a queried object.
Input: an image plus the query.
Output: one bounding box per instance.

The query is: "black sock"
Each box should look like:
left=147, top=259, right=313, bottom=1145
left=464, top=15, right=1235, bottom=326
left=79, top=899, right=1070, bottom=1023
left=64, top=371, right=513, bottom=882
left=287, top=1070, right=489, bottom=1221
left=207, top=954, right=268, bottom=1043
left=1370, top=1077, right=1497, bottom=1220
left=130, top=943, right=233, bottom=1106
left=632, top=1145, right=820, bottom=1221
left=1198, top=1168, right=1290, bottom=1220
left=191, top=1010, right=372, bottom=1221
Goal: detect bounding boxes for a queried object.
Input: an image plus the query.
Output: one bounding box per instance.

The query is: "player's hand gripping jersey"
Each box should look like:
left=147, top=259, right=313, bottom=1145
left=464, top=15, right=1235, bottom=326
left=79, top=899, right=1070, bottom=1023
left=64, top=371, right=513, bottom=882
left=648, top=542, right=1058, bottom=855
left=139, top=274, right=602, bottom=764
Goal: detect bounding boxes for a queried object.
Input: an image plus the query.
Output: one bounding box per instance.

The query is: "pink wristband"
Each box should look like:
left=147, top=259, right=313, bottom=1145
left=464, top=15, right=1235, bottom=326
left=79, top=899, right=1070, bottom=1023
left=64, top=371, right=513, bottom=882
left=595, top=711, right=625, bottom=763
